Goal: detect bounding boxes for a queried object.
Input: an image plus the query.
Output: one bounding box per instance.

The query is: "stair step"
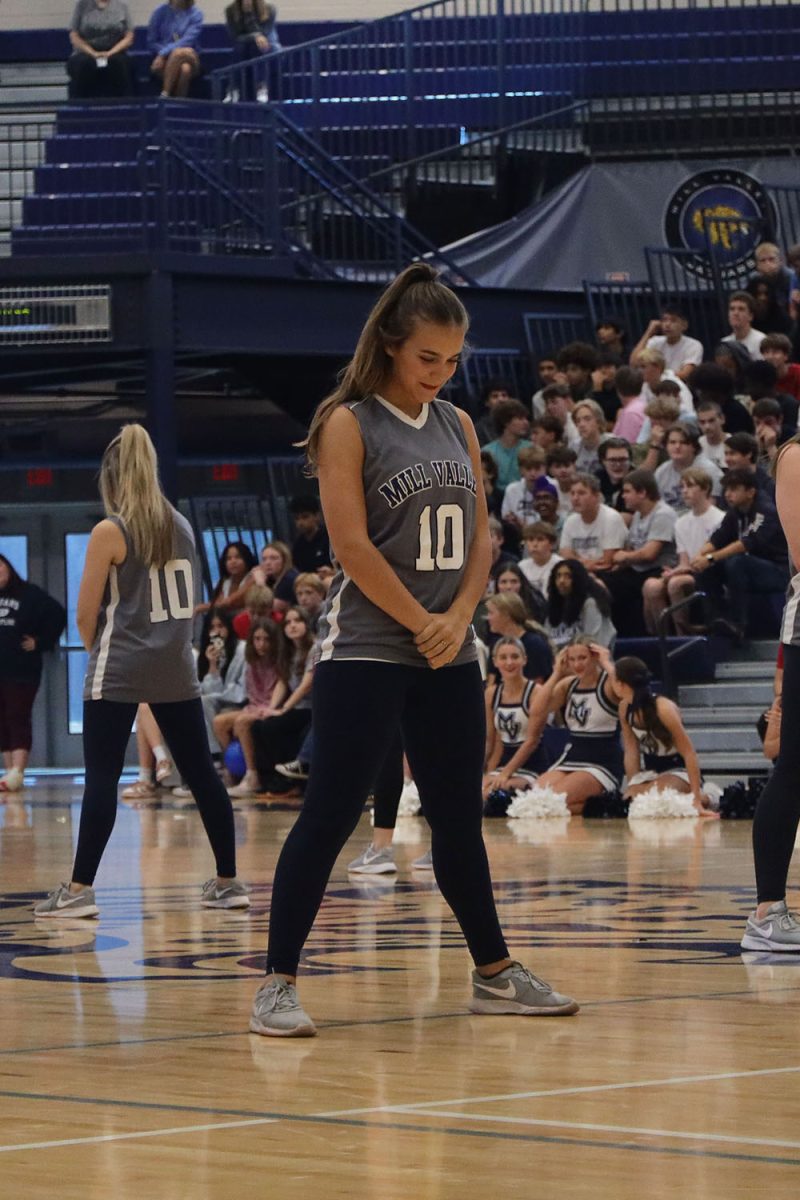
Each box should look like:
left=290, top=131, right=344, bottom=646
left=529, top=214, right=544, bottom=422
left=697, top=751, right=769, bottom=773
left=729, top=640, right=780, bottom=663
left=683, top=705, right=766, bottom=726
left=716, top=661, right=776, bottom=680
left=680, top=681, right=774, bottom=706
left=689, top=726, right=763, bottom=752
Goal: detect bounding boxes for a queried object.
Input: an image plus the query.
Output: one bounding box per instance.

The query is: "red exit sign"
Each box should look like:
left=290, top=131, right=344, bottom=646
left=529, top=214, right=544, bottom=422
left=211, top=463, right=240, bottom=483
left=26, top=468, right=54, bottom=488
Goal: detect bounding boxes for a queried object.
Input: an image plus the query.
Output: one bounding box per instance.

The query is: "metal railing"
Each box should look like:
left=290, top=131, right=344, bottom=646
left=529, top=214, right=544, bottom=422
left=657, top=592, right=710, bottom=700
left=2, top=100, right=474, bottom=281
left=210, top=0, right=800, bottom=170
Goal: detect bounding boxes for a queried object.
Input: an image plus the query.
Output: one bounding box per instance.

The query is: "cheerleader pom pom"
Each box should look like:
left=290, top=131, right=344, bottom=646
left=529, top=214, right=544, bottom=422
left=397, top=779, right=421, bottom=817
left=506, top=785, right=571, bottom=820
left=627, top=786, right=698, bottom=820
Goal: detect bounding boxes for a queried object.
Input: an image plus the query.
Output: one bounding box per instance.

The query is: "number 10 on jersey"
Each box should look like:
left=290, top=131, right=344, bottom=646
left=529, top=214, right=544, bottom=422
left=415, top=503, right=465, bottom=571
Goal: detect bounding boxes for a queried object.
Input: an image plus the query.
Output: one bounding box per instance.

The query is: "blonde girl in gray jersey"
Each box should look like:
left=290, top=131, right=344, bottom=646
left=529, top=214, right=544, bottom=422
left=35, top=425, right=249, bottom=918
left=250, top=264, right=578, bottom=1037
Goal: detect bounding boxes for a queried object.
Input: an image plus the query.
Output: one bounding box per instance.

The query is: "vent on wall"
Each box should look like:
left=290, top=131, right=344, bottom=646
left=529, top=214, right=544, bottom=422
left=0, top=284, right=111, bottom=345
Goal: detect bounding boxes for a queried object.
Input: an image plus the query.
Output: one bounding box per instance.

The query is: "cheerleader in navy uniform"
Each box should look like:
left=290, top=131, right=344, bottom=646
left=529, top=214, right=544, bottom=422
left=528, top=635, right=622, bottom=815
left=250, top=264, right=578, bottom=1036
left=608, top=654, right=717, bottom=817
left=482, top=636, right=550, bottom=801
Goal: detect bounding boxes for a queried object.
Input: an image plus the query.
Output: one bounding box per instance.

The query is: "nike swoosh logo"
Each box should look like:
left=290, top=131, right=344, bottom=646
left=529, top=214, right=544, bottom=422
left=476, top=979, right=516, bottom=998
left=56, top=895, right=83, bottom=908
left=759, top=923, right=773, bottom=939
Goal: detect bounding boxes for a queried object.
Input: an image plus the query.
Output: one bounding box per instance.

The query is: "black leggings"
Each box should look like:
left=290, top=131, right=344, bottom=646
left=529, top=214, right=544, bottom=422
left=753, top=642, right=800, bottom=902
left=266, top=660, right=509, bottom=975
left=73, top=698, right=237, bottom=886
left=372, top=731, right=405, bottom=829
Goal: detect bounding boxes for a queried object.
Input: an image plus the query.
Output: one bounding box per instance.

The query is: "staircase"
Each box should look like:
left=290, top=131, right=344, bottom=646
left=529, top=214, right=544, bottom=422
left=680, top=641, right=775, bottom=782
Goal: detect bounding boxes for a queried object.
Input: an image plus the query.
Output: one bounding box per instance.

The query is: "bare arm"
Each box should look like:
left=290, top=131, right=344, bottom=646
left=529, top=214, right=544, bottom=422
left=613, top=539, right=668, bottom=567
left=277, top=669, right=313, bottom=714
left=76, top=520, right=127, bottom=651
left=492, top=683, right=551, bottom=783
left=107, top=30, right=134, bottom=56
left=776, top=443, right=800, bottom=567
left=629, top=321, right=660, bottom=366
left=657, top=697, right=703, bottom=799
left=70, top=31, right=97, bottom=56
left=619, top=701, right=641, bottom=783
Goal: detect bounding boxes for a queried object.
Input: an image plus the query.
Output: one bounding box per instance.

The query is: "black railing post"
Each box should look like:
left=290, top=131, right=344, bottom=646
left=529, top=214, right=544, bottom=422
left=496, top=0, right=506, bottom=130
left=403, top=12, right=416, bottom=163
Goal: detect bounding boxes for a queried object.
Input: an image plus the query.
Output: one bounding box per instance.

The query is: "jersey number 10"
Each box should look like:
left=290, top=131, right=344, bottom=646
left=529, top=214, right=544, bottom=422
left=149, top=560, right=194, bottom=623
left=415, top=504, right=465, bottom=571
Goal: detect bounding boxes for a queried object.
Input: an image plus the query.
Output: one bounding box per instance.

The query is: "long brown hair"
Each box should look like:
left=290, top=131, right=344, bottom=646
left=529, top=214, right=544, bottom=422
left=302, top=262, right=469, bottom=473
left=236, top=0, right=270, bottom=19
left=615, top=656, right=674, bottom=749
left=99, top=424, right=176, bottom=569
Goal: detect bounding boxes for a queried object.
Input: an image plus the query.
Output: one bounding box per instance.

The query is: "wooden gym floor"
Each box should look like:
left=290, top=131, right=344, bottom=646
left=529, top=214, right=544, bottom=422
left=1, top=781, right=799, bottom=1198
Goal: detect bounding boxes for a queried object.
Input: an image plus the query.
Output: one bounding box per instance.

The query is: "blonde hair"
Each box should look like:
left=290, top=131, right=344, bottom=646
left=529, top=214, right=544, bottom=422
left=245, top=583, right=274, bottom=613
left=637, top=347, right=667, bottom=370
left=99, top=424, right=175, bottom=568
left=302, top=262, right=469, bottom=472
left=294, top=571, right=326, bottom=596
left=262, top=540, right=294, bottom=579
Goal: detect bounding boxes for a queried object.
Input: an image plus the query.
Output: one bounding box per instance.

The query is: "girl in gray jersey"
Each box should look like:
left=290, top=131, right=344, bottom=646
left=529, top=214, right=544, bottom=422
left=35, top=425, right=248, bottom=919
left=741, top=436, right=800, bottom=951
left=250, top=264, right=578, bottom=1037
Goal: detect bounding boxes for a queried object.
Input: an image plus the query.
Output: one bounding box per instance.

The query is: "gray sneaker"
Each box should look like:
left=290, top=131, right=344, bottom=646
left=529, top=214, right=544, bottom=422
left=249, top=977, right=317, bottom=1037
left=347, top=844, right=397, bottom=874
left=741, top=900, right=800, bottom=952
left=33, top=883, right=99, bottom=919
left=201, top=878, right=251, bottom=909
left=412, top=849, right=434, bottom=871
left=275, top=759, right=309, bottom=781
left=469, top=962, right=579, bottom=1016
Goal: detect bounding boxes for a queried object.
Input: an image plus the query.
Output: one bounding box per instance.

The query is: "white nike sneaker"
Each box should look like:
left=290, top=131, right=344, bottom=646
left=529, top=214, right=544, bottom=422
left=741, top=900, right=800, bottom=952
left=33, top=882, right=99, bottom=918
left=469, top=961, right=579, bottom=1015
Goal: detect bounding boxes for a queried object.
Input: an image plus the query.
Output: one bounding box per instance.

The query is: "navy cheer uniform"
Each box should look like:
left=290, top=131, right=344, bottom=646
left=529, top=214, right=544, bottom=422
left=627, top=720, right=690, bottom=787
left=552, top=670, right=623, bottom=791
left=491, top=680, right=550, bottom=779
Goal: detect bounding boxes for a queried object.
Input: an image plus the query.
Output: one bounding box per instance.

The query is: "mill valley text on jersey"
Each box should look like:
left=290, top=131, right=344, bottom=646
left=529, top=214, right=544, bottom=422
left=378, top=459, right=477, bottom=510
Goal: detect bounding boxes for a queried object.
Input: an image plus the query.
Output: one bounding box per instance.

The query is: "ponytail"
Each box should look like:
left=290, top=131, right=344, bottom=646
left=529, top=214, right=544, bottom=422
left=301, top=262, right=468, bottom=473
left=99, top=424, right=176, bottom=568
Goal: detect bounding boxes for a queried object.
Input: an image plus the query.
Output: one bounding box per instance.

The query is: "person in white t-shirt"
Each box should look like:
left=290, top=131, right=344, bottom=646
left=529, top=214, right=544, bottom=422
left=631, top=306, right=704, bottom=382
left=641, top=467, right=724, bottom=634
left=635, top=347, right=695, bottom=416
left=722, top=291, right=766, bottom=361
left=696, top=400, right=728, bottom=470
left=559, top=474, right=627, bottom=574
left=519, top=521, right=562, bottom=598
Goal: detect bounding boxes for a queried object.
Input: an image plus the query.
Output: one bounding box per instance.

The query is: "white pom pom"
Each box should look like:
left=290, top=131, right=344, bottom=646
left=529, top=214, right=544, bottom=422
left=627, top=786, right=698, bottom=819
left=506, top=784, right=571, bottom=820
left=397, top=779, right=421, bottom=817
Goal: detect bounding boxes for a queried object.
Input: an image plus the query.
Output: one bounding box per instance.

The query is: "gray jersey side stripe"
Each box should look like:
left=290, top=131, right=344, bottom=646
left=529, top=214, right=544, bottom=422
left=781, top=578, right=798, bottom=644
left=90, top=564, right=121, bottom=700
left=319, top=575, right=351, bottom=661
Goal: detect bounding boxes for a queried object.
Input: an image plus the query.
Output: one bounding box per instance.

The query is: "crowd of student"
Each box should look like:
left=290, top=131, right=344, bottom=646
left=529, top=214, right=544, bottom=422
left=477, top=252, right=800, bottom=649
left=67, top=0, right=279, bottom=99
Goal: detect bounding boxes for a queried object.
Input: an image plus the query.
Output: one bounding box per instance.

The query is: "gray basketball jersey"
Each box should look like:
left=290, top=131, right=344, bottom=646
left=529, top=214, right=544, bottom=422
left=318, top=395, right=478, bottom=667
left=84, top=511, right=200, bottom=703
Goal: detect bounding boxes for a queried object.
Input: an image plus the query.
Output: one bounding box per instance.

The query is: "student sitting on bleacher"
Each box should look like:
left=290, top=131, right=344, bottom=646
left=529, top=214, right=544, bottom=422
left=600, top=469, right=677, bottom=638
left=723, top=431, right=775, bottom=498
left=654, top=423, right=722, bottom=512
left=148, top=0, right=203, bottom=98
left=68, top=0, right=134, bottom=98
left=641, top=467, right=724, bottom=635
left=691, top=467, right=789, bottom=643
left=226, top=0, right=280, bottom=66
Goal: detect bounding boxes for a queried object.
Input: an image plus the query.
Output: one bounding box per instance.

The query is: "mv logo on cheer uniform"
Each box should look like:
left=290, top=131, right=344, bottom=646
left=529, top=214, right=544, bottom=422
left=498, top=711, right=523, bottom=742
left=568, top=698, right=591, bottom=728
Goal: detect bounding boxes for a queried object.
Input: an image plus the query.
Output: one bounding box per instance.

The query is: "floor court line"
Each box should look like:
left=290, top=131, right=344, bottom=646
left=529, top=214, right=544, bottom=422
left=321, top=1062, right=800, bottom=1116
left=404, top=1108, right=800, bottom=1152
left=0, top=1105, right=798, bottom=1169
left=0, top=1117, right=278, bottom=1155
